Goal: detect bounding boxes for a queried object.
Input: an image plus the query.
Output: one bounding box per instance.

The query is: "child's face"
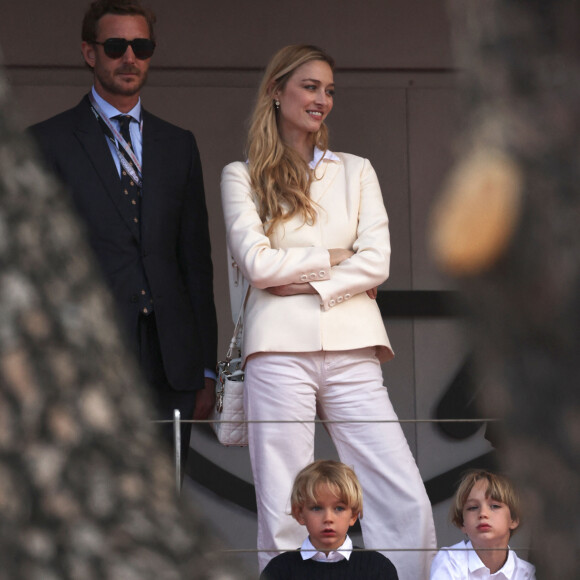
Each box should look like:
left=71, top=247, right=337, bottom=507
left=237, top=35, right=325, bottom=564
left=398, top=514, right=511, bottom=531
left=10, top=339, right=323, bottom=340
left=461, top=479, right=519, bottom=549
left=294, top=483, right=358, bottom=554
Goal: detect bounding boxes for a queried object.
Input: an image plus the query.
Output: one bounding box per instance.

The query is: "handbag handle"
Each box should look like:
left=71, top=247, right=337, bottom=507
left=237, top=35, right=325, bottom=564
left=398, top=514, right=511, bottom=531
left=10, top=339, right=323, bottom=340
left=225, top=284, right=250, bottom=362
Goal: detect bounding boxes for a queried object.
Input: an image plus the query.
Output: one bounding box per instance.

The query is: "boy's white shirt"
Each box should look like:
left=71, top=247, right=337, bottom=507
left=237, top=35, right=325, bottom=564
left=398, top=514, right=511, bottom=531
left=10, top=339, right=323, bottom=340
left=300, top=534, right=353, bottom=563
left=430, top=539, right=536, bottom=579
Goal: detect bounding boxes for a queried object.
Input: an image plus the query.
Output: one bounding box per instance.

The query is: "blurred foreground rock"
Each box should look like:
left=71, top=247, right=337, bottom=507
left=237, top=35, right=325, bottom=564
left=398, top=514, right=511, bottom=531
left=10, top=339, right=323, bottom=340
left=432, top=1, right=580, bottom=577
left=0, top=63, right=247, bottom=579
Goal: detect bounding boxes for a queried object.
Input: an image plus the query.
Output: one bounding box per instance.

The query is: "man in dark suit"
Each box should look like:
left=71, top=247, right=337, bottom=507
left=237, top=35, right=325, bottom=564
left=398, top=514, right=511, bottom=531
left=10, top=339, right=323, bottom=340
left=30, top=0, right=217, bottom=471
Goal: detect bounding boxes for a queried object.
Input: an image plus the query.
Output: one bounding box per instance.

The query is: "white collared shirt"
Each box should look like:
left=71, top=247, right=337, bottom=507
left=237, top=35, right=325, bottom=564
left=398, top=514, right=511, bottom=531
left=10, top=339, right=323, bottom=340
left=300, top=534, right=353, bottom=563
left=430, top=540, right=536, bottom=579
left=309, top=146, right=340, bottom=169
left=91, top=86, right=143, bottom=174
left=245, top=146, right=339, bottom=169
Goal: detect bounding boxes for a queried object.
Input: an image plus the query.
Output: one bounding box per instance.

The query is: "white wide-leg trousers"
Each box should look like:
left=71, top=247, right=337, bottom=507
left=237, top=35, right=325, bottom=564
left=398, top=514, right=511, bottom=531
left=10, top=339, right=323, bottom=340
left=245, top=348, right=436, bottom=580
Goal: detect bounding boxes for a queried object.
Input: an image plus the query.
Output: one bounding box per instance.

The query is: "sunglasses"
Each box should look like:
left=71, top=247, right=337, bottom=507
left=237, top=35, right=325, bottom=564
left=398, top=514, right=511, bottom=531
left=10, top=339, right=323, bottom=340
left=93, top=38, right=156, bottom=60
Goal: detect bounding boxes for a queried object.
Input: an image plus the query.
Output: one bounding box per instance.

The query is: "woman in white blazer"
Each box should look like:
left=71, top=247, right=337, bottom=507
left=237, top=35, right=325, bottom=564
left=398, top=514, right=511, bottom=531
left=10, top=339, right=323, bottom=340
left=221, top=45, right=436, bottom=580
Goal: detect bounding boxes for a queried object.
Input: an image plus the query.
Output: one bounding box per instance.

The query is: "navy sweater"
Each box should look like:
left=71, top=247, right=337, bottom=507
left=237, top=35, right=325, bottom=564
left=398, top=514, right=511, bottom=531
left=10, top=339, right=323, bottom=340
left=260, top=549, right=399, bottom=579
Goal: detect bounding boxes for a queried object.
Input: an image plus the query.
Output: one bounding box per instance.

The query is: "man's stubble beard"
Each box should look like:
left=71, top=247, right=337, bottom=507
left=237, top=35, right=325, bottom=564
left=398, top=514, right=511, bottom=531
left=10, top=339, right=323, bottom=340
left=98, top=66, right=149, bottom=97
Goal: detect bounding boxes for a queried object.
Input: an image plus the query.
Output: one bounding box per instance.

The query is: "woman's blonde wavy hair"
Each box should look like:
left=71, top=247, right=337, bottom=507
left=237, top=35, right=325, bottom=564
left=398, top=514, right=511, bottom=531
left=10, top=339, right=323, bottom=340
left=247, top=44, right=335, bottom=234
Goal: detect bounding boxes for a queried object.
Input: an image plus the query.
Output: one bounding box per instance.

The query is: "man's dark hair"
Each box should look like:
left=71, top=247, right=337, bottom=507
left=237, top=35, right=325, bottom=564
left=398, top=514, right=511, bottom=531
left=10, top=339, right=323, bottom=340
left=82, top=0, right=156, bottom=43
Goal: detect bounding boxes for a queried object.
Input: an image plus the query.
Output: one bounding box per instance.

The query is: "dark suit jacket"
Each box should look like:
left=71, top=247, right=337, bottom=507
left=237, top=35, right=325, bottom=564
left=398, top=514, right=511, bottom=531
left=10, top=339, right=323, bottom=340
left=30, top=95, right=217, bottom=391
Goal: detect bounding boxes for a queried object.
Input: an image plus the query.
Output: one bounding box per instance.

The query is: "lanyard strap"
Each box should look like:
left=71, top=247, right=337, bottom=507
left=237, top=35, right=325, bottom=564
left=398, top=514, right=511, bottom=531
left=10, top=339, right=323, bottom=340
left=88, top=93, right=143, bottom=187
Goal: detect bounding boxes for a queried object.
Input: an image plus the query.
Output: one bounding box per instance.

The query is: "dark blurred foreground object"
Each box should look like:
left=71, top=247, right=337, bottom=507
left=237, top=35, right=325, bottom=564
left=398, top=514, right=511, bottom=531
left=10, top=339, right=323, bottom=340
left=0, top=66, right=247, bottom=579
left=431, top=1, right=580, bottom=577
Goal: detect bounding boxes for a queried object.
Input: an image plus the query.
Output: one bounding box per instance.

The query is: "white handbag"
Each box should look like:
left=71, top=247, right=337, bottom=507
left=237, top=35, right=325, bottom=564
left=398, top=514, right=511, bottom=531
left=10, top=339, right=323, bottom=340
left=210, top=283, right=249, bottom=447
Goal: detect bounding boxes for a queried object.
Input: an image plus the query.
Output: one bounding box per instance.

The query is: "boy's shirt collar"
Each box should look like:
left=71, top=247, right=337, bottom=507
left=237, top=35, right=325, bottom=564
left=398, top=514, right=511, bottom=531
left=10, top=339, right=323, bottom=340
left=300, top=534, right=353, bottom=562
left=466, top=539, right=516, bottom=578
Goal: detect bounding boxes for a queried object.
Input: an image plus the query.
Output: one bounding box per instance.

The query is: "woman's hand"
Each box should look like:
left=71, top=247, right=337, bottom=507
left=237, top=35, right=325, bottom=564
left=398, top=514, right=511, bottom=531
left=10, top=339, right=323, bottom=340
left=328, top=248, right=354, bottom=266
left=366, top=286, right=378, bottom=300
left=266, top=283, right=317, bottom=296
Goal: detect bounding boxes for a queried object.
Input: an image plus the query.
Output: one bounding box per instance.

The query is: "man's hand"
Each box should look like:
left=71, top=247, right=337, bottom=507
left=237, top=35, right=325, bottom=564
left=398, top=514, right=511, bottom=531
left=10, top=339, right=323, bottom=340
left=193, top=377, right=216, bottom=420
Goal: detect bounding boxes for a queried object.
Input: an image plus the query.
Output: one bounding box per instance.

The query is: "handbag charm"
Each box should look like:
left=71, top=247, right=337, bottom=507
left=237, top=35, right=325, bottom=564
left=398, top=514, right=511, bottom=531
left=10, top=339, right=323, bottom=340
left=215, top=357, right=244, bottom=413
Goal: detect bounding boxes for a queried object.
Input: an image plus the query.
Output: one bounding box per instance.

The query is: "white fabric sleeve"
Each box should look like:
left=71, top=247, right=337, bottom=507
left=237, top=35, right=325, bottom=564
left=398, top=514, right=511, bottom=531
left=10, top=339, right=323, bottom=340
left=310, top=159, right=390, bottom=311
left=221, top=162, right=331, bottom=289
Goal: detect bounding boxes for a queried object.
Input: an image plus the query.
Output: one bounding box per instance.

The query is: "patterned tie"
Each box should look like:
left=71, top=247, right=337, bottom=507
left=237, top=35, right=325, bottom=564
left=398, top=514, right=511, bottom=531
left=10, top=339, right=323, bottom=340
left=114, top=114, right=141, bottom=227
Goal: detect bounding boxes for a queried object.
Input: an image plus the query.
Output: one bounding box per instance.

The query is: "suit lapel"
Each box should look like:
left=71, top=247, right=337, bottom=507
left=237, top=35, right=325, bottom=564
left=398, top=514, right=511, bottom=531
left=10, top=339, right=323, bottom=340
left=74, top=96, right=140, bottom=241
left=140, top=111, right=168, bottom=239
left=140, top=110, right=160, bottom=211
left=309, top=159, right=341, bottom=203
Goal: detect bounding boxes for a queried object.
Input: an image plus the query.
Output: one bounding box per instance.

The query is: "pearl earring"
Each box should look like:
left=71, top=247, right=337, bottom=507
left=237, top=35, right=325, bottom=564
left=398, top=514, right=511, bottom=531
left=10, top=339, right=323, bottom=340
left=274, top=99, right=280, bottom=110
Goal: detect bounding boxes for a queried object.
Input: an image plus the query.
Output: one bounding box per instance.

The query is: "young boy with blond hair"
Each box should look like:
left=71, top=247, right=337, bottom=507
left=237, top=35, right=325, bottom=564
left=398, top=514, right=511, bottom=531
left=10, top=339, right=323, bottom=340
left=430, top=470, right=535, bottom=579
left=260, top=459, right=399, bottom=579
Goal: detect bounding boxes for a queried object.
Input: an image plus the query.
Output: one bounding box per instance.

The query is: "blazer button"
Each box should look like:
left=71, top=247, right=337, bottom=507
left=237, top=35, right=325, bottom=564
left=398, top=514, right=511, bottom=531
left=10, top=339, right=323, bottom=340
left=337, top=296, right=343, bottom=303
left=300, top=274, right=308, bottom=282
left=345, top=293, right=351, bottom=300
left=319, top=270, right=326, bottom=277
left=329, top=299, right=336, bottom=307
left=309, top=273, right=317, bottom=280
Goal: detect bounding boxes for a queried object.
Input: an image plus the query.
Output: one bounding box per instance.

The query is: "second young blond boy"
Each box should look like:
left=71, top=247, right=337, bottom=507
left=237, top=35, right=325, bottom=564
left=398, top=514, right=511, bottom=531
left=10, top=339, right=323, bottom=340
left=430, top=470, right=535, bottom=579
left=260, top=460, right=399, bottom=580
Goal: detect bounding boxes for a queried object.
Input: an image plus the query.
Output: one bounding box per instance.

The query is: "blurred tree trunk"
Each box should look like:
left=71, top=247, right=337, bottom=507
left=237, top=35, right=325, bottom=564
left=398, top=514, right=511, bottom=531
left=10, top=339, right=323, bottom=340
left=0, top=63, right=247, bottom=579
left=433, top=1, right=580, bottom=577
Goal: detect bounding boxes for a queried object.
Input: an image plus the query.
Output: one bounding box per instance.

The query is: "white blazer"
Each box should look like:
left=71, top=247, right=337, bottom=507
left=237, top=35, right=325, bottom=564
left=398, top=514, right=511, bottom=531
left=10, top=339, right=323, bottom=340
left=221, top=152, right=394, bottom=364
